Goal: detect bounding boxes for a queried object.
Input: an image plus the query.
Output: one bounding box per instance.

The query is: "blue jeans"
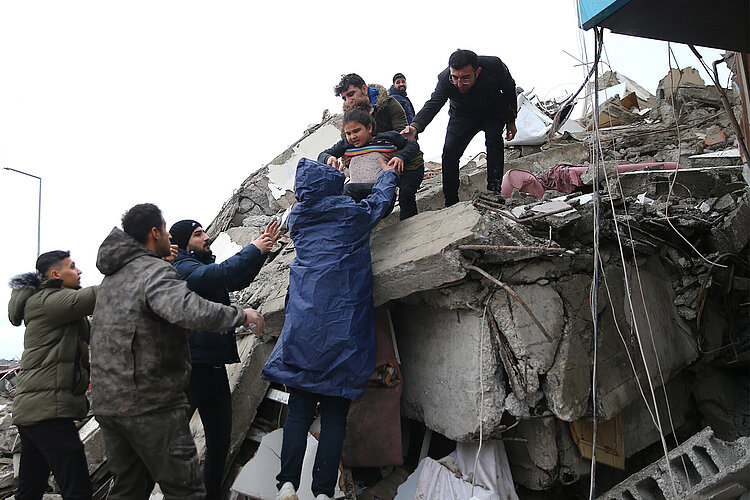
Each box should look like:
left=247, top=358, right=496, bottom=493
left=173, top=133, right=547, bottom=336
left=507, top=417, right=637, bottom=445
left=277, top=388, right=351, bottom=497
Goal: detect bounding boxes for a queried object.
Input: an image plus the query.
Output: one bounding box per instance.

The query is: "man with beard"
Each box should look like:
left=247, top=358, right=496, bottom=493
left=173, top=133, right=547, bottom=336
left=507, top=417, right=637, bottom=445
left=388, top=72, right=415, bottom=124
left=169, top=218, right=280, bottom=498
left=90, top=203, right=264, bottom=499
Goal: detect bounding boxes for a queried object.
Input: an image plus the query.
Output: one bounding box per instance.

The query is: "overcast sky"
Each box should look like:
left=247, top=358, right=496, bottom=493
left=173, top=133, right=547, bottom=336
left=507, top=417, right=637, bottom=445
left=0, top=1, right=728, bottom=358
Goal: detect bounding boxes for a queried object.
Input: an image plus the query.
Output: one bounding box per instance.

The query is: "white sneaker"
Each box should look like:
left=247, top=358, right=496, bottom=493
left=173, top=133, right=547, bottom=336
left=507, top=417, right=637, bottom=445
left=276, top=482, right=299, bottom=500
left=315, top=495, right=333, bottom=500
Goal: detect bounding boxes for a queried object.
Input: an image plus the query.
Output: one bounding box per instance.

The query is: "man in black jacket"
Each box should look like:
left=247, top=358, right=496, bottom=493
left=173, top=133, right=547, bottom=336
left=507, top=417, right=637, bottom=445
left=169, top=219, right=280, bottom=498
left=388, top=73, right=415, bottom=124
left=402, top=49, right=518, bottom=207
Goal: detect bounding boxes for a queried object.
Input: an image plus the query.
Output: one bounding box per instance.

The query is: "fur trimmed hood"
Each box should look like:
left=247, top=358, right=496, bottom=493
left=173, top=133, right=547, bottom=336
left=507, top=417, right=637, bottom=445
left=8, top=272, right=43, bottom=326
left=9, top=272, right=43, bottom=291
left=368, top=83, right=390, bottom=109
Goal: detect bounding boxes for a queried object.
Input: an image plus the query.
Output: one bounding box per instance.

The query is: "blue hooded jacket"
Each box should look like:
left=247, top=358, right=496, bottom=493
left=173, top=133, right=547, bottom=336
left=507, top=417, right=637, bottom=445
left=262, top=158, right=398, bottom=399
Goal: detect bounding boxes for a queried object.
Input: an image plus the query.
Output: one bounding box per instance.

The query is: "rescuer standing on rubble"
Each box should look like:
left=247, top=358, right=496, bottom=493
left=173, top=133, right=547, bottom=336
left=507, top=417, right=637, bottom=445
left=8, top=251, right=96, bottom=499
left=90, top=203, right=263, bottom=499
left=262, top=158, right=398, bottom=500
left=169, top=217, right=279, bottom=498
left=402, top=49, right=518, bottom=206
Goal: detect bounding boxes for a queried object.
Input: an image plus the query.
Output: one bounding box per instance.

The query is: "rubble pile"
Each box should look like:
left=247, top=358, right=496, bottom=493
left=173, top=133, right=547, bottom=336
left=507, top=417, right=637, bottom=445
left=0, top=68, right=747, bottom=498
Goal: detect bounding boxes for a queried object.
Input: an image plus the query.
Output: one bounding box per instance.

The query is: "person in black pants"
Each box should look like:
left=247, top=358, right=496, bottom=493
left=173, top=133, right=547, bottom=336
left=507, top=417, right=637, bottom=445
left=402, top=49, right=518, bottom=207
left=8, top=251, right=97, bottom=499
left=170, top=219, right=280, bottom=498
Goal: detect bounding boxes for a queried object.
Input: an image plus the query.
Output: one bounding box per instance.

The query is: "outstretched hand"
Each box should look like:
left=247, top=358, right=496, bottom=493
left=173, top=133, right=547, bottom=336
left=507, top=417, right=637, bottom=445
left=379, top=157, right=395, bottom=172
left=327, top=156, right=344, bottom=171
left=387, top=157, right=404, bottom=174
left=242, top=308, right=264, bottom=333
left=251, top=219, right=282, bottom=253
left=400, top=125, right=417, bottom=140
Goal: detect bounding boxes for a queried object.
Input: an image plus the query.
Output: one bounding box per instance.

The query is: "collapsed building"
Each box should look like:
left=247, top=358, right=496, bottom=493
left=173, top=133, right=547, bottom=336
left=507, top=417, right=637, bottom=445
left=0, top=64, right=747, bottom=499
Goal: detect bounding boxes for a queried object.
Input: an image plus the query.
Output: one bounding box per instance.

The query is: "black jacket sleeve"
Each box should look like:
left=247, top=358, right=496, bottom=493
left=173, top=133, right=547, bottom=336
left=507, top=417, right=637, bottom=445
left=318, top=138, right=350, bottom=164
left=411, top=71, right=451, bottom=132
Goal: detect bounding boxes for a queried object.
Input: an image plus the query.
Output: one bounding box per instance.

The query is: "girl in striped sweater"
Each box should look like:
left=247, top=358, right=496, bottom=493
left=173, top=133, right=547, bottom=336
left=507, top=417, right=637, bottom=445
left=318, top=108, right=422, bottom=217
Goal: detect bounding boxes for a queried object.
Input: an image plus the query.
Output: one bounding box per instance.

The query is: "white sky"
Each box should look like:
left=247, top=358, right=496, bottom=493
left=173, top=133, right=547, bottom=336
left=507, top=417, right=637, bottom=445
left=0, top=1, right=728, bottom=358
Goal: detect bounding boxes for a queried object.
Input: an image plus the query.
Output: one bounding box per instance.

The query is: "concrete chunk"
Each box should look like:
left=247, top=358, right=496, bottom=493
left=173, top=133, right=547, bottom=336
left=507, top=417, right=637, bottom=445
left=371, top=202, right=484, bottom=306
left=391, top=304, right=505, bottom=441
left=598, top=427, right=750, bottom=500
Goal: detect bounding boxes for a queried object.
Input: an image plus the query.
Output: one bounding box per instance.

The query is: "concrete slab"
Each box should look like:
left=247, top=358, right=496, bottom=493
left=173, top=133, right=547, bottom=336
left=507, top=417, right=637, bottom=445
left=391, top=304, right=506, bottom=442
left=371, top=202, right=484, bottom=306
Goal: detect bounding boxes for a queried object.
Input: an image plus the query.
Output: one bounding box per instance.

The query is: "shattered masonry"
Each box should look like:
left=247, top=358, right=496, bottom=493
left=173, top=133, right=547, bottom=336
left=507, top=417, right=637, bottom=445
left=0, top=66, right=747, bottom=498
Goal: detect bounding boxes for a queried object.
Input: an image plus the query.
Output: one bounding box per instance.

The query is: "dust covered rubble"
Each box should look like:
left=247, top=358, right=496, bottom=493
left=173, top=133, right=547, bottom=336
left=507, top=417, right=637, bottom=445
left=1, top=68, right=747, bottom=496
left=208, top=69, right=747, bottom=494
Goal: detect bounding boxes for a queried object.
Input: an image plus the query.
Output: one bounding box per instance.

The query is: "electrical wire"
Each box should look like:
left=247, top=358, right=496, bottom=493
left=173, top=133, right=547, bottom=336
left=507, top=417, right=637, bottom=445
left=471, top=292, right=494, bottom=497
left=587, top=25, right=603, bottom=500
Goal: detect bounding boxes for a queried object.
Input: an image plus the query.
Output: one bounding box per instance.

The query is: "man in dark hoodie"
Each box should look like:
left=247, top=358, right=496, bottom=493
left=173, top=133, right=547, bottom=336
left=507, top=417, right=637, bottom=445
left=402, top=49, right=518, bottom=207
left=388, top=73, right=415, bottom=124
left=168, top=218, right=280, bottom=498
left=8, top=250, right=96, bottom=499
left=90, top=203, right=264, bottom=499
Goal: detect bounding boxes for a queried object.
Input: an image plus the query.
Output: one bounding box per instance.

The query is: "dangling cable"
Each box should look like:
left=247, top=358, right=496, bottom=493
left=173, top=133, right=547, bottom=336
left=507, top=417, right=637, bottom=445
left=587, top=25, right=603, bottom=500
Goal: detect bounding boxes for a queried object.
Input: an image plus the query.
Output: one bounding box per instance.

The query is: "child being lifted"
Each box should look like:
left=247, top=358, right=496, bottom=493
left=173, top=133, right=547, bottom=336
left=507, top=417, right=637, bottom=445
left=318, top=106, right=424, bottom=220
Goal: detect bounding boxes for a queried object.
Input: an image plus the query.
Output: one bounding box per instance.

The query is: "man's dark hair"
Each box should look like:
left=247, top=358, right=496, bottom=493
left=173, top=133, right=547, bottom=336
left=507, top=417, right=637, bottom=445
left=334, top=73, right=366, bottom=96
left=449, top=49, right=479, bottom=70
left=36, top=250, right=70, bottom=277
left=121, top=203, right=163, bottom=244
left=392, top=72, right=405, bottom=83
left=342, top=108, right=375, bottom=130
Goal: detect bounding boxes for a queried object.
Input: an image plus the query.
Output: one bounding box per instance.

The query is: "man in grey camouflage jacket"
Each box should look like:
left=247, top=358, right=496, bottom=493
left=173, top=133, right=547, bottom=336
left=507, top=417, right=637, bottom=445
left=90, top=203, right=263, bottom=500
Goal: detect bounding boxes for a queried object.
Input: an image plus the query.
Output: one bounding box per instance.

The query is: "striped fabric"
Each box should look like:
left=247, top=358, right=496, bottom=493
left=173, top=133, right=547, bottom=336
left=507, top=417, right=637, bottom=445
left=344, top=143, right=397, bottom=157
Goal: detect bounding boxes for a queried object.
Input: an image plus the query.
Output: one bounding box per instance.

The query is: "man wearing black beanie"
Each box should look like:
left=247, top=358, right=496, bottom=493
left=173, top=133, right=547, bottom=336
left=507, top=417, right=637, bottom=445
left=170, top=218, right=280, bottom=498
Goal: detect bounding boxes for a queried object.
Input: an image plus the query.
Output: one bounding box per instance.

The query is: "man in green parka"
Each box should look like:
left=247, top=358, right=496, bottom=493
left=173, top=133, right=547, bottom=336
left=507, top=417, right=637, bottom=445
left=7, top=250, right=96, bottom=499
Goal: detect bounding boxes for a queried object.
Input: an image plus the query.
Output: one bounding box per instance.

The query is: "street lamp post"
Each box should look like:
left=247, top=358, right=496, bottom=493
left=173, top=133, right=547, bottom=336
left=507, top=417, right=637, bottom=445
left=3, top=167, right=42, bottom=257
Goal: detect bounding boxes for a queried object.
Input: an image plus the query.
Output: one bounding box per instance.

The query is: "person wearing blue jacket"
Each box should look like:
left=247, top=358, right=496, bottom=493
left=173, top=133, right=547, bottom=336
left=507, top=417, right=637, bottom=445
left=263, top=158, right=398, bottom=500
left=170, top=218, right=280, bottom=499
left=388, top=72, right=415, bottom=124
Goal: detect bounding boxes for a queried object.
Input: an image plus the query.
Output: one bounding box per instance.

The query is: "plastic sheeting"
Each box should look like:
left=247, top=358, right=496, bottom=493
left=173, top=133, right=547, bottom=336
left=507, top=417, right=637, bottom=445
left=506, top=94, right=553, bottom=147
left=409, top=440, right=519, bottom=500
left=230, top=427, right=344, bottom=500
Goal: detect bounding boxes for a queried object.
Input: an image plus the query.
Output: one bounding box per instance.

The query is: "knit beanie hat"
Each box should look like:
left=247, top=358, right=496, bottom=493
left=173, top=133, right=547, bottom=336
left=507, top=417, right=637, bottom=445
left=169, top=219, right=202, bottom=250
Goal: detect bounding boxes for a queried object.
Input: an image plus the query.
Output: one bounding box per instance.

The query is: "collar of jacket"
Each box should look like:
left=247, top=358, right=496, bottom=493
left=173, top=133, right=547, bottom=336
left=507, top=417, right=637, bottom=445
left=177, top=247, right=215, bottom=264
left=40, top=278, right=63, bottom=290
left=389, top=85, right=407, bottom=97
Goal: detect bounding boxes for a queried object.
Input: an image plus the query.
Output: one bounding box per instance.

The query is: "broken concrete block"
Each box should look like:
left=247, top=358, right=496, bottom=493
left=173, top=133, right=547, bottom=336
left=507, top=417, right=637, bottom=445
left=556, top=418, right=590, bottom=486
left=504, top=417, right=558, bottom=491
left=236, top=245, right=295, bottom=337
left=489, top=284, right=564, bottom=400
left=621, top=372, right=692, bottom=458
left=598, top=427, right=750, bottom=500
left=710, top=191, right=750, bottom=254
left=502, top=258, right=572, bottom=285
left=595, top=257, right=698, bottom=421
left=0, top=415, right=18, bottom=454
left=370, top=202, right=484, bottom=306
left=79, top=417, right=107, bottom=476
left=391, top=304, right=506, bottom=442
left=544, top=274, right=594, bottom=422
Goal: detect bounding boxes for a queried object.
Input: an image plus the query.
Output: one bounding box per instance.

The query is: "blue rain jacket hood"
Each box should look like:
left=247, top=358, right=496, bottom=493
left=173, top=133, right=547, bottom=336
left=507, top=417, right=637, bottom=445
left=262, top=158, right=398, bottom=399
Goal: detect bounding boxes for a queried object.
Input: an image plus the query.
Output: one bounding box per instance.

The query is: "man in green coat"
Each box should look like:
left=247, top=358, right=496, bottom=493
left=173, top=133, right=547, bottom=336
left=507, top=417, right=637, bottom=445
left=8, top=250, right=97, bottom=499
